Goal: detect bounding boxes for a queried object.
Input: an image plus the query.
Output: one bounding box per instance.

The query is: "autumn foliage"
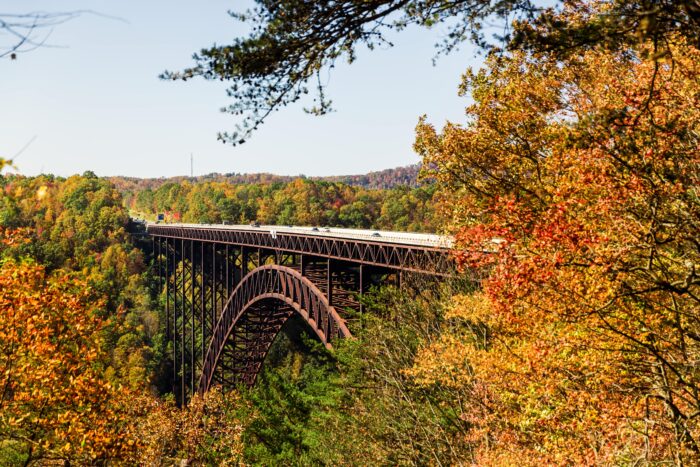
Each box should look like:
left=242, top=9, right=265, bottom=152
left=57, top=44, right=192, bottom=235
left=3, top=1, right=700, bottom=463
left=0, top=237, right=141, bottom=463
left=134, top=387, right=246, bottom=465
left=414, top=34, right=700, bottom=463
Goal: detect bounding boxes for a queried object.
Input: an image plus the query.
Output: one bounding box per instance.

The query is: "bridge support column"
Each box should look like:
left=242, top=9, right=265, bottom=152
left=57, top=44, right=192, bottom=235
left=189, top=240, right=194, bottom=398
left=200, top=242, right=205, bottom=384
left=156, top=237, right=161, bottom=298
left=327, top=259, right=333, bottom=306
left=241, top=247, right=248, bottom=279
left=177, top=238, right=184, bottom=404
left=164, top=237, right=170, bottom=338
left=212, top=243, right=217, bottom=338
left=225, top=245, right=230, bottom=298
left=359, top=264, right=364, bottom=314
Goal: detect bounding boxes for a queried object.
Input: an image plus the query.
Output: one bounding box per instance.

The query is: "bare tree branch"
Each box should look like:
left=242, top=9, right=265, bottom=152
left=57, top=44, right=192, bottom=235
left=0, top=11, right=86, bottom=59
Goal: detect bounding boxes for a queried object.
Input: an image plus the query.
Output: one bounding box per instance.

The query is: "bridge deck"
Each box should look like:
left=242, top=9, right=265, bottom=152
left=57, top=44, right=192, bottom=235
left=146, top=222, right=454, bottom=275
left=146, top=223, right=453, bottom=249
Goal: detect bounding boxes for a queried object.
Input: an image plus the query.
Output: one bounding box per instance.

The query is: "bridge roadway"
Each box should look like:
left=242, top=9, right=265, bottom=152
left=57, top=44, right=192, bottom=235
left=147, top=222, right=452, bottom=247
left=146, top=222, right=453, bottom=275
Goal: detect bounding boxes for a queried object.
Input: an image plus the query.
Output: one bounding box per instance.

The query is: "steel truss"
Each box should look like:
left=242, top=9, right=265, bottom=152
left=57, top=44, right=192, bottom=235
left=148, top=225, right=451, bottom=275
left=150, top=228, right=451, bottom=403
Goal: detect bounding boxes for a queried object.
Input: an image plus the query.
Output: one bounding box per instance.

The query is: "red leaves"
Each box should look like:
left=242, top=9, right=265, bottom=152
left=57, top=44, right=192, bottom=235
left=413, top=36, right=700, bottom=463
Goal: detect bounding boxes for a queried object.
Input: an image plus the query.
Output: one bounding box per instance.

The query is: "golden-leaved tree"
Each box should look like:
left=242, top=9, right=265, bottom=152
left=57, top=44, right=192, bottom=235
left=0, top=242, right=143, bottom=463
left=412, top=35, right=700, bottom=463
left=133, top=387, right=246, bottom=465
left=0, top=252, right=247, bottom=465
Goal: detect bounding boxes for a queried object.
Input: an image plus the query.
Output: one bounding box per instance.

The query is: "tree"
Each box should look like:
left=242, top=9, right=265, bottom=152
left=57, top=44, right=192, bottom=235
left=412, top=32, right=700, bottom=463
left=0, top=244, right=141, bottom=464
left=165, top=0, right=700, bottom=145
left=134, top=387, right=246, bottom=465
left=240, top=282, right=475, bottom=465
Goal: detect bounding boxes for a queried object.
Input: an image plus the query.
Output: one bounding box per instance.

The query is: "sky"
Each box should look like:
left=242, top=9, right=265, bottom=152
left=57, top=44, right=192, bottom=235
left=1, top=1, right=483, bottom=178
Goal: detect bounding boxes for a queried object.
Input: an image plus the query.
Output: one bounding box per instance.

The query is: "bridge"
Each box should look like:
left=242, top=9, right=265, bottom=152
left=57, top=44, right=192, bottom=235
left=145, top=222, right=453, bottom=404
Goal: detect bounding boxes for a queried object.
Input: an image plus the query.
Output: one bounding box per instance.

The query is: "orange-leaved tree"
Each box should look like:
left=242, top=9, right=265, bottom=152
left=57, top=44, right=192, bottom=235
left=0, top=230, right=143, bottom=464
left=412, top=35, right=700, bottom=463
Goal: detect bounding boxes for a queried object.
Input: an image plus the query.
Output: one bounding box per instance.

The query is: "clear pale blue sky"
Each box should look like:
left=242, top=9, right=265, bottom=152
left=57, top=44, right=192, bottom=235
left=1, top=1, right=482, bottom=178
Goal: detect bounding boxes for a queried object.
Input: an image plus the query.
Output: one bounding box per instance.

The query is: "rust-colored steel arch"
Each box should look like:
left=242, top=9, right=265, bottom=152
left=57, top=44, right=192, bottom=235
left=199, top=265, right=351, bottom=393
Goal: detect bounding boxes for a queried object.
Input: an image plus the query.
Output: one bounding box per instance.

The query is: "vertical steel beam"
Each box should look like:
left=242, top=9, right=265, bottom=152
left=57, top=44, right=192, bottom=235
left=175, top=239, right=181, bottom=402
left=180, top=238, right=186, bottom=405
left=241, top=247, right=248, bottom=278
left=157, top=237, right=162, bottom=296
left=171, top=237, right=176, bottom=395
left=359, top=264, right=364, bottom=314
left=190, top=239, right=195, bottom=397
left=327, top=258, right=333, bottom=306
left=212, top=243, right=217, bottom=324
left=151, top=236, right=155, bottom=278
left=165, top=237, right=170, bottom=338
left=225, top=244, right=230, bottom=298
left=200, top=241, right=205, bottom=374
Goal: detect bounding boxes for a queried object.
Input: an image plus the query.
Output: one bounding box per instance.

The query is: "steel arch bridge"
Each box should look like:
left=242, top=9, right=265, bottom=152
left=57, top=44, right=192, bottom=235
left=145, top=222, right=452, bottom=404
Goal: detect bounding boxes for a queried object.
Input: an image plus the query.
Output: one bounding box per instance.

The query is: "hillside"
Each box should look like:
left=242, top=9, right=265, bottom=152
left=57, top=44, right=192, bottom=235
left=108, top=164, right=422, bottom=194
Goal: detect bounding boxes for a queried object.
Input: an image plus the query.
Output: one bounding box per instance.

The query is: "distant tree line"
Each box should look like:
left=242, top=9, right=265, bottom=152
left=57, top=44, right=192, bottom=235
left=122, top=175, right=438, bottom=232
left=110, top=163, right=422, bottom=194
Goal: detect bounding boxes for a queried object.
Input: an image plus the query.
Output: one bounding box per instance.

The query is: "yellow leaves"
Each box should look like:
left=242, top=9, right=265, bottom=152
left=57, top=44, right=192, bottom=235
left=445, top=292, right=493, bottom=322
left=36, top=185, right=48, bottom=200
left=412, top=32, right=700, bottom=462
left=129, top=387, right=246, bottom=465
left=407, top=333, right=473, bottom=388
left=0, top=260, right=147, bottom=463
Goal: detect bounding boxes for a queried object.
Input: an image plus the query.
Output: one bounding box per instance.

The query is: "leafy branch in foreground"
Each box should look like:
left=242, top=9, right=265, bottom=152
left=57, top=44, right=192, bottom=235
left=414, top=33, right=700, bottom=463
left=161, top=0, right=543, bottom=145
left=164, top=0, right=700, bottom=146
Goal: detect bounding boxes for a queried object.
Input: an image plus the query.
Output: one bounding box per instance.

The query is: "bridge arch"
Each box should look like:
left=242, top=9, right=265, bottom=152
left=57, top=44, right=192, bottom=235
left=199, top=265, right=352, bottom=393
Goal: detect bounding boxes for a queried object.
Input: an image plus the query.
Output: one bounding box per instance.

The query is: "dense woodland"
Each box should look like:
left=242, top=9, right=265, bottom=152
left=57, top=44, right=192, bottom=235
left=2, top=0, right=700, bottom=465
left=110, top=164, right=422, bottom=194
left=120, top=176, right=437, bottom=232
left=0, top=170, right=460, bottom=465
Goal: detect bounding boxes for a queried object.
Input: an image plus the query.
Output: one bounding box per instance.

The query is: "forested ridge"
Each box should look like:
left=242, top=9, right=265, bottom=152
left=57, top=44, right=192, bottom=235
left=2, top=0, right=700, bottom=465
left=121, top=176, right=437, bottom=232
left=110, top=163, right=421, bottom=194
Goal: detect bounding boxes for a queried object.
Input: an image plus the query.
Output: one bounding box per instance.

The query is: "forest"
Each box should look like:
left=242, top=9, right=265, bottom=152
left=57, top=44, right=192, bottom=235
left=116, top=173, right=437, bottom=232
left=2, top=0, right=700, bottom=465
left=109, top=164, right=422, bottom=193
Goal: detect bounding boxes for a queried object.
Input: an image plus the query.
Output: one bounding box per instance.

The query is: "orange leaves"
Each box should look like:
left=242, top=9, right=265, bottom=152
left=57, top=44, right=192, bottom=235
left=413, top=32, right=700, bottom=464
left=0, top=227, right=31, bottom=247
left=0, top=260, right=144, bottom=463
